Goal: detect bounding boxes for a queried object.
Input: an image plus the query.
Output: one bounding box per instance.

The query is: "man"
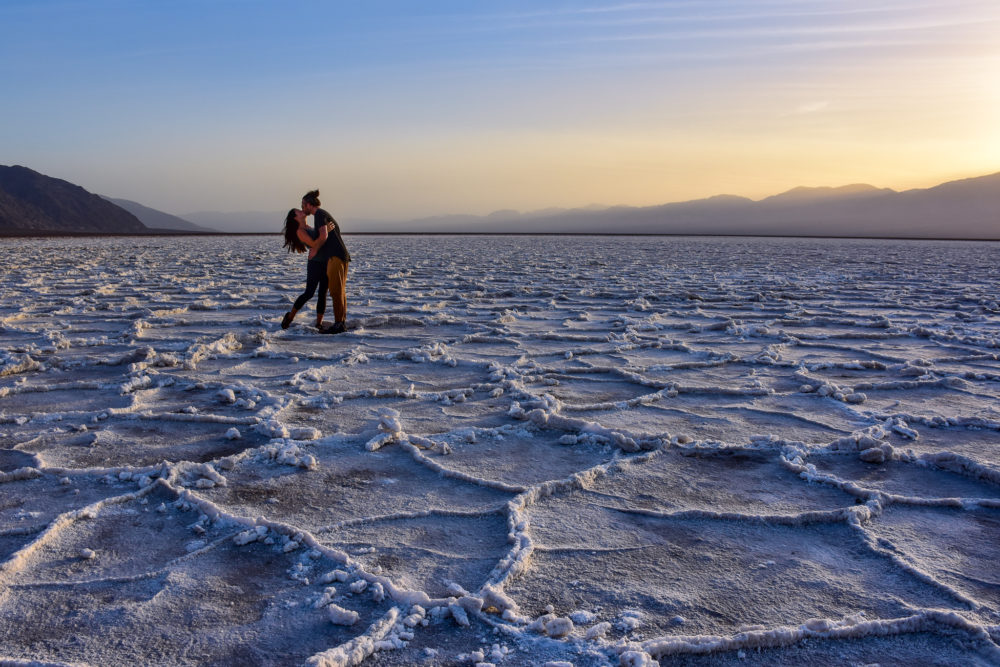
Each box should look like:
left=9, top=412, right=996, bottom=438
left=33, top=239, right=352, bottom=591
left=301, top=189, right=351, bottom=334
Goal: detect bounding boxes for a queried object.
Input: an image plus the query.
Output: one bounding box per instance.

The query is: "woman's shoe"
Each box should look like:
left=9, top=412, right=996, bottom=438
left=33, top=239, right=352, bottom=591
left=281, top=312, right=294, bottom=329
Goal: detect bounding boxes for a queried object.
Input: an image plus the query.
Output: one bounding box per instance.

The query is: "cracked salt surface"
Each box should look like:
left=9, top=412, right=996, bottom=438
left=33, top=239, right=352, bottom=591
left=2, top=234, right=1000, bottom=666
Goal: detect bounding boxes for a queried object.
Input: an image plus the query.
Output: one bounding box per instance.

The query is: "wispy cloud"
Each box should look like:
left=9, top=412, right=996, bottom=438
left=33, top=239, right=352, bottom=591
left=564, top=14, right=1000, bottom=44
left=468, top=1, right=1000, bottom=31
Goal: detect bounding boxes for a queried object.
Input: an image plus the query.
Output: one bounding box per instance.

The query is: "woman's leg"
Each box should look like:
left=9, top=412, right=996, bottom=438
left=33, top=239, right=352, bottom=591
left=326, top=257, right=348, bottom=324
left=285, top=261, right=324, bottom=327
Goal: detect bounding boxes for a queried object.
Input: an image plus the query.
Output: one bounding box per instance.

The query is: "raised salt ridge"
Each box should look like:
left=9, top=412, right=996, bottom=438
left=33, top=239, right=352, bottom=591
left=1, top=235, right=999, bottom=665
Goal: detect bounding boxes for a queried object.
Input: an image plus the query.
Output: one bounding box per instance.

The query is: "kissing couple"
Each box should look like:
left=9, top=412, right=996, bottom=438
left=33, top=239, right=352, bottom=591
left=280, top=189, right=352, bottom=334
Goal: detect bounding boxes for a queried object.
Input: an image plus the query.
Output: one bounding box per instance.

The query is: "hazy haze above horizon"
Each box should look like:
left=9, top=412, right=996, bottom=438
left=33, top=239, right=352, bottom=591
left=2, top=1, right=998, bottom=222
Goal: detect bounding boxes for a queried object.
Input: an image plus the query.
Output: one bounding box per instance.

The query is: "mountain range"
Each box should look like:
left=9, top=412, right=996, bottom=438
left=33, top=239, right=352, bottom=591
left=356, top=173, right=998, bottom=239
left=103, top=197, right=215, bottom=233
left=1, top=164, right=997, bottom=239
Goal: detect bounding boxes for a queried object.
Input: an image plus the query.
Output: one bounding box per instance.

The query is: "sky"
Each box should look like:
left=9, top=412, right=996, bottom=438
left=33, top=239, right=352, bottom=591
left=1, top=0, right=999, bottom=224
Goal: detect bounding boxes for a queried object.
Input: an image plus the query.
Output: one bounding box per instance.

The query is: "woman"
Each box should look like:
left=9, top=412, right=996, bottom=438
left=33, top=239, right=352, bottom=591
left=280, top=208, right=329, bottom=330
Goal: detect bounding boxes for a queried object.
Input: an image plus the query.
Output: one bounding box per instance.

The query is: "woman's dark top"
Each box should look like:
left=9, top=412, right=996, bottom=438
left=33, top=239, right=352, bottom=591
left=304, top=227, right=325, bottom=263
left=312, top=208, right=351, bottom=263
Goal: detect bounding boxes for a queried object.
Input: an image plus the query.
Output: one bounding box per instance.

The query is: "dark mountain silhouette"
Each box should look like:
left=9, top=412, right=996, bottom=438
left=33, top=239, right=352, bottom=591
left=102, top=196, right=216, bottom=233
left=366, top=172, right=999, bottom=239
left=0, top=165, right=148, bottom=234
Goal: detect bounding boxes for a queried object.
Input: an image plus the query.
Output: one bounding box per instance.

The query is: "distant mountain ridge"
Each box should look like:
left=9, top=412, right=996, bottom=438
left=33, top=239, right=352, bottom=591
left=102, top=197, right=216, bottom=233
left=363, top=172, right=998, bottom=238
left=761, top=183, right=893, bottom=203
left=0, top=165, right=147, bottom=234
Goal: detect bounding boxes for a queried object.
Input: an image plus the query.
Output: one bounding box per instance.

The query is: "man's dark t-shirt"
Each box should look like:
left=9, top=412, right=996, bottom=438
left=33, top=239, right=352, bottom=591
left=312, top=208, right=351, bottom=263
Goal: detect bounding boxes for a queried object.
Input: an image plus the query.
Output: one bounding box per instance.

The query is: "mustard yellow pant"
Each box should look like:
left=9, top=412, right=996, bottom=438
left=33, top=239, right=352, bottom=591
left=326, top=257, right=349, bottom=323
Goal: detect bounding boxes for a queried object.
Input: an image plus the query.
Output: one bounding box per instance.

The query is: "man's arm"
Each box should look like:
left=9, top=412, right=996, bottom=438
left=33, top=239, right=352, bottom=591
left=298, top=225, right=328, bottom=249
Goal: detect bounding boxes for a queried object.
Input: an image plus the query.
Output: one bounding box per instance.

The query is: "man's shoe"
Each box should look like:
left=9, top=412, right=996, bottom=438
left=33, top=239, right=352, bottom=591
left=280, top=312, right=294, bottom=329
left=331, top=321, right=346, bottom=334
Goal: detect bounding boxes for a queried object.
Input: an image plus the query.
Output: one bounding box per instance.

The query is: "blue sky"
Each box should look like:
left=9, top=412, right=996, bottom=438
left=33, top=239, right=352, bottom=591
left=2, top=1, right=998, bottom=223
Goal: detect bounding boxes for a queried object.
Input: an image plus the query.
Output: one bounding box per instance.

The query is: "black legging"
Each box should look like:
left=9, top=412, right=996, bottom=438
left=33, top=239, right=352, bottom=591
left=292, top=259, right=329, bottom=315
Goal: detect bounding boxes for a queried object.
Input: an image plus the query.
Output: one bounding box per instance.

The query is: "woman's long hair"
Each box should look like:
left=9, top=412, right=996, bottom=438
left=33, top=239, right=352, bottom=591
left=282, top=209, right=306, bottom=253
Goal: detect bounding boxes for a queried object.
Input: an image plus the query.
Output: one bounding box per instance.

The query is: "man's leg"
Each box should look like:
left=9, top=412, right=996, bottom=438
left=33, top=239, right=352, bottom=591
left=315, top=271, right=329, bottom=328
left=327, top=257, right=348, bottom=325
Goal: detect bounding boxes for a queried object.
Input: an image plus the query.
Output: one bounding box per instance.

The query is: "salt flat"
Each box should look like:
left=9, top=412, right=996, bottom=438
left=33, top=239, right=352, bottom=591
left=1, top=234, right=999, bottom=666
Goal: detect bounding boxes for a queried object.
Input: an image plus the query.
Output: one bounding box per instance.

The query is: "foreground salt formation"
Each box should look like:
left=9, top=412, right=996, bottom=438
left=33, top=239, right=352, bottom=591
left=1, top=235, right=999, bottom=666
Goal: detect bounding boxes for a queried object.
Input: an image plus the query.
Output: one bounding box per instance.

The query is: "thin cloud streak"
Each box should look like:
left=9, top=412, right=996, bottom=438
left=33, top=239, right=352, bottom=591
left=466, top=1, right=998, bottom=31
left=474, top=0, right=946, bottom=21
left=567, top=16, right=1000, bottom=45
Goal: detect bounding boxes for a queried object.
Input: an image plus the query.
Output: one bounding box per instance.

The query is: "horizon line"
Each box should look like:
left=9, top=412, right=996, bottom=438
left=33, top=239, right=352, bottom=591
left=3, top=231, right=998, bottom=243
